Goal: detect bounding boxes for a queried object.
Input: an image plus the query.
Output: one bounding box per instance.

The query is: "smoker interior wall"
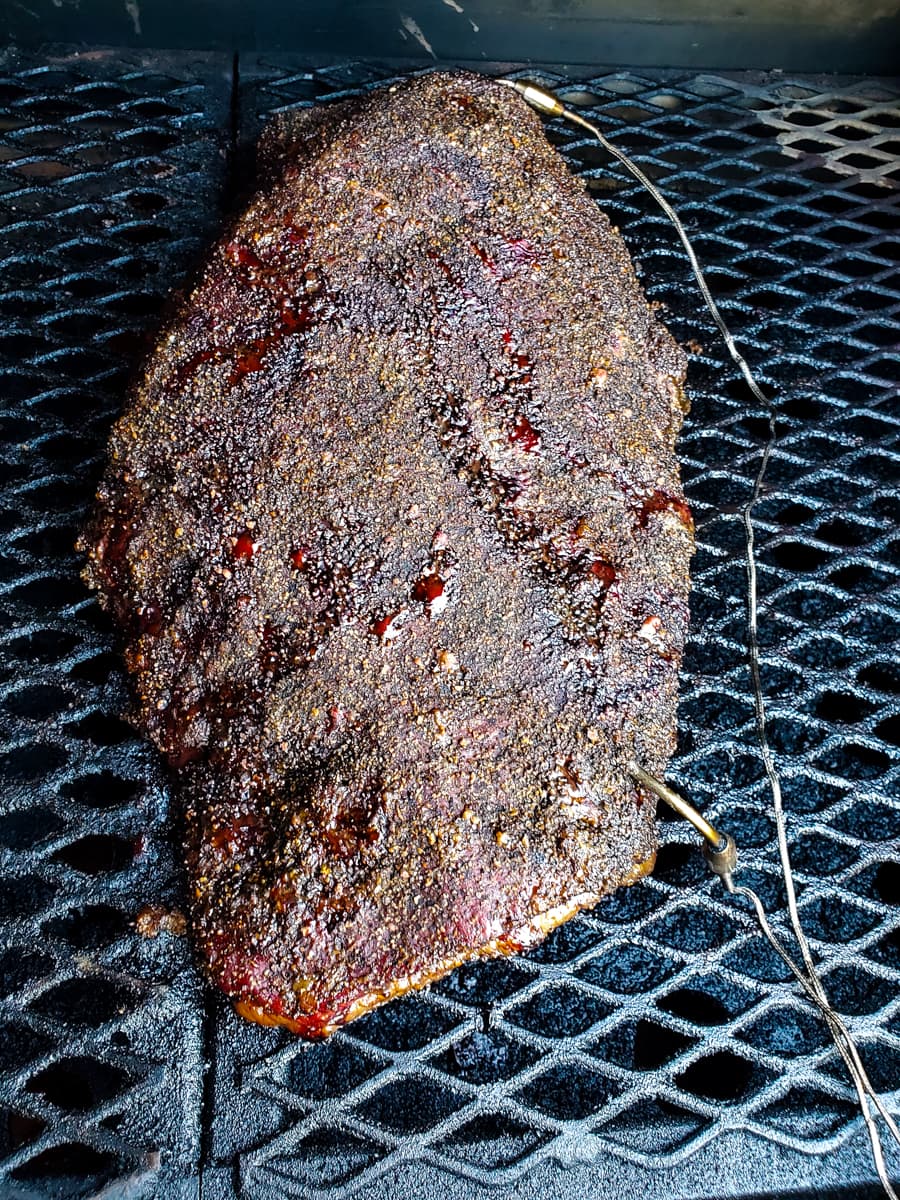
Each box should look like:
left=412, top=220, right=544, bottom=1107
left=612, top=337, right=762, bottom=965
left=3, top=0, right=900, bottom=72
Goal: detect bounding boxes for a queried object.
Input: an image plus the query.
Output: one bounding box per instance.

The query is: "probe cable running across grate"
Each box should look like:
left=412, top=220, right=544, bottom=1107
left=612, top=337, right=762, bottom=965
left=503, top=78, right=900, bottom=1197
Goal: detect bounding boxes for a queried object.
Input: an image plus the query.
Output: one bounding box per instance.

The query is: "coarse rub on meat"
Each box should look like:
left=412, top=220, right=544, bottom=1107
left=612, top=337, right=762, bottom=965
left=80, top=70, right=693, bottom=1037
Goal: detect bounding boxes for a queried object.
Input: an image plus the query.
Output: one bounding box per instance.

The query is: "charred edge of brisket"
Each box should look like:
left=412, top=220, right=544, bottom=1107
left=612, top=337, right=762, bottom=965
left=231, top=848, right=656, bottom=1037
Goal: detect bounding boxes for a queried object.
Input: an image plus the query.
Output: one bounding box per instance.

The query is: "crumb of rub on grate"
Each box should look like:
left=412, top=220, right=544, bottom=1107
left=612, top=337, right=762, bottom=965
left=79, top=70, right=693, bottom=1037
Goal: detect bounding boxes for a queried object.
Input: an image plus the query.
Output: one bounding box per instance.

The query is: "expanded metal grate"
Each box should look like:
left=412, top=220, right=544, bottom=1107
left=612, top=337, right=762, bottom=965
left=0, top=46, right=230, bottom=1199
left=0, top=48, right=897, bottom=1200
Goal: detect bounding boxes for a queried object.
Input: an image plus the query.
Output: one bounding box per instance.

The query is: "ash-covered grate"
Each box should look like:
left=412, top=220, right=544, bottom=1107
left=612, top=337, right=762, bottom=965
left=0, top=49, right=898, bottom=1200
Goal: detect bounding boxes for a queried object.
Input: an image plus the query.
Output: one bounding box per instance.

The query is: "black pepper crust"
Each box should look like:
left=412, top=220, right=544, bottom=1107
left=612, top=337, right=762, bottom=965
left=80, top=70, right=693, bottom=1036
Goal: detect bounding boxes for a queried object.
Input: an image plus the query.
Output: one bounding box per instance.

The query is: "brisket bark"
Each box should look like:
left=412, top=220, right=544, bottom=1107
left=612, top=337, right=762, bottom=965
left=80, top=71, right=693, bottom=1037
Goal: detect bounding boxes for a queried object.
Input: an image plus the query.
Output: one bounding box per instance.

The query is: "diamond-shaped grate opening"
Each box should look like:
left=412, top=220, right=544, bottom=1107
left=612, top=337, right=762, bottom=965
left=435, top=1110, right=552, bottom=1170
left=1, top=49, right=898, bottom=1200
left=432, top=1028, right=540, bottom=1086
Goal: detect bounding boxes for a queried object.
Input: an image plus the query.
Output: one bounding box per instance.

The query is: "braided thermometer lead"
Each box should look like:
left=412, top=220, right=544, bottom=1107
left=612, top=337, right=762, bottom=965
left=501, top=78, right=900, bottom=1195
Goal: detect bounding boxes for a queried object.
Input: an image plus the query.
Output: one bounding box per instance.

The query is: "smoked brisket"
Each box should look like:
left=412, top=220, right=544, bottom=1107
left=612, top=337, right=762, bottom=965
left=81, top=70, right=693, bottom=1036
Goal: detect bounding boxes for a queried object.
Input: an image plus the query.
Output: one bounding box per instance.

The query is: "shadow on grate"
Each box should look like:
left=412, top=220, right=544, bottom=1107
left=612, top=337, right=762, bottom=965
left=0, top=46, right=231, bottom=1200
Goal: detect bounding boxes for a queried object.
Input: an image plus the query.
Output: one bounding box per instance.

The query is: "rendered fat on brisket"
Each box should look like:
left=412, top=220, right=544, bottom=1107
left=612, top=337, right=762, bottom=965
left=81, top=71, right=693, bottom=1037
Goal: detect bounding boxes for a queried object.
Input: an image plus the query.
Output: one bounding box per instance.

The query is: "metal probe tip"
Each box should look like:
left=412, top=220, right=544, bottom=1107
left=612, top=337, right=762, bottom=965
left=498, top=79, right=565, bottom=118
left=627, top=761, right=737, bottom=886
left=704, top=834, right=738, bottom=891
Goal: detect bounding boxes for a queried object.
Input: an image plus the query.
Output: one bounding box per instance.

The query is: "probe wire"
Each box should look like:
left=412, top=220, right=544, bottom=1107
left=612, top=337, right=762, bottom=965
left=503, top=80, right=900, bottom=1195
left=568, top=103, right=900, bottom=1199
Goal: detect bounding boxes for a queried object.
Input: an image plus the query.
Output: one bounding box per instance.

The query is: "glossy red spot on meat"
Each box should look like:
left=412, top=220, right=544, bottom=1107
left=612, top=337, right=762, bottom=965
left=225, top=240, right=263, bottom=270
left=284, top=222, right=310, bottom=246
left=290, top=546, right=308, bottom=569
left=638, top=489, right=694, bottom=532
left=172, top=347, right=220, bottom=387
left=501, top=330, right=513, bottom=345
left=230, top=344, right=266, bottom=383
left=412, top=574, right=444, bottom=605
left=137, top=601, right=162, bottom=636
left=471, top=242, right=497, bottom=273
left=210, top=812, right=264, bottom=851
left=321, top=802, right=380, bottom=859
left=325, top=705, right=347, bottom=733
left=371, top=612, right=401, bottom=641
left=233, top=532, right=256, bottom=560
left=260, top=620, right=293, bottom=674
left=589, top=560, right=616, bottom=589
left=510, top=415, right=539, bottom=451
left=96, top=518, right=134, bottom=570
left=280, top=299, right=314, bottom=333
left=670, top=497, right=694, bottom=530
